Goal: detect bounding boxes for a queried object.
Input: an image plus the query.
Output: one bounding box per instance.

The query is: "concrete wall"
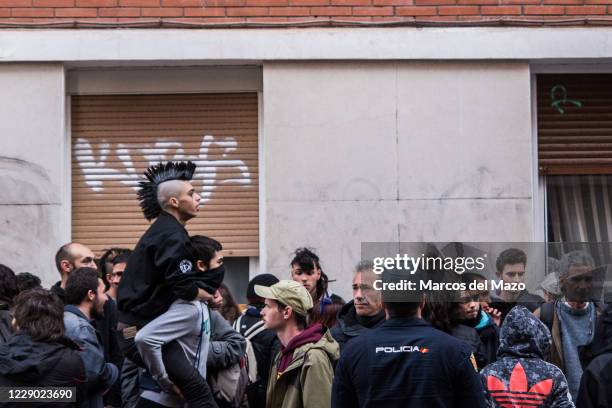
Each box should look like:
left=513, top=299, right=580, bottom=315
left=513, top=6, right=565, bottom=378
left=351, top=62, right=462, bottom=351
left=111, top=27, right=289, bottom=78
left=263, top=61, right=534, bottom=299
left=0, top=63, right=67, bottom=288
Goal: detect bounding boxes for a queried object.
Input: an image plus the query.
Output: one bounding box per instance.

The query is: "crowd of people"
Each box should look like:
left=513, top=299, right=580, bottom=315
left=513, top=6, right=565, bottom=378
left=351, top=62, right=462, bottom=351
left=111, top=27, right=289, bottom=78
left=0, top=160, right=610, bottom=408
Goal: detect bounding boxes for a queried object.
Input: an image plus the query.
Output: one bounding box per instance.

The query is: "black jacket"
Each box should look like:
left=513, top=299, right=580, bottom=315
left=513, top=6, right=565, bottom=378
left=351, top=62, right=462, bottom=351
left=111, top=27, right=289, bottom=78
left=576, top=304, right=612, bottom=408
left=92, top=298, right=123, bottom=407
left=450, top=323, right=488, bottom=370
left=330, top=300, right=385, bottom=351
left=332, top=316, right=488, bottom=408
left=233, top=306, right=280, bottom=408
left=490, top=290, right=545, bottom=323
left=0, top=303, right=12, bottom=345
left=117, top=211, right=200, bottom=327
left=462, top=310, right=500, bottom=367
left=0, top=332, right=87, bottom=408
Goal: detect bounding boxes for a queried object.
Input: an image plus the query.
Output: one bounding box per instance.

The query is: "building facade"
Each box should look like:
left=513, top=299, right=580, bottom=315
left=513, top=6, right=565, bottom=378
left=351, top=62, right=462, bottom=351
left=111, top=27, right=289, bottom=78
left=0, top=5, right=611, bottom=299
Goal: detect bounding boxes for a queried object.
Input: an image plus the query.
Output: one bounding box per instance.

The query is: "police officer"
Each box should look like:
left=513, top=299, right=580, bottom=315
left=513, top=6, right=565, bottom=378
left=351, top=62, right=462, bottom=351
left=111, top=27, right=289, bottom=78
left=331, top=268, right=488, bottom=408
left=117, top=161, right=217, bottom=407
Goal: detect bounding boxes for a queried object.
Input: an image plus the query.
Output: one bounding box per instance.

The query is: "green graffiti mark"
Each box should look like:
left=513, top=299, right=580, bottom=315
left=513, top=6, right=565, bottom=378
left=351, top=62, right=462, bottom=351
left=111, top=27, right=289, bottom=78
left=551, top=85, right=582, bottom=114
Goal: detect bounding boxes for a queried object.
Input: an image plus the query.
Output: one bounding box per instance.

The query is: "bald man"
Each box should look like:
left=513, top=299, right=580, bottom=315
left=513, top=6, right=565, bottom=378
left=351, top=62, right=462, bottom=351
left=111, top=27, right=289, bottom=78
left=52, top=242, right=98, bottom=303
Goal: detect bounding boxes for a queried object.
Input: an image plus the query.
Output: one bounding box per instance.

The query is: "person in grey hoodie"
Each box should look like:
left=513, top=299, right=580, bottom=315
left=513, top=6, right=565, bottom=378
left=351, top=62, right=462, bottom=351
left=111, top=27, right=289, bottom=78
left=135, top=294, right=213, bottom=408
left=64, top=267, right=119, bottom=408
left=134, top=235, right=231, bottom=408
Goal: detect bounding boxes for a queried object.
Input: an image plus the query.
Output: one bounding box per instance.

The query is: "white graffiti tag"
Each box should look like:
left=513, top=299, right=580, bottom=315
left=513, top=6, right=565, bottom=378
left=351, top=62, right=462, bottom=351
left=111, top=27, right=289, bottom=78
left=74, top=135, right=253, bottom=201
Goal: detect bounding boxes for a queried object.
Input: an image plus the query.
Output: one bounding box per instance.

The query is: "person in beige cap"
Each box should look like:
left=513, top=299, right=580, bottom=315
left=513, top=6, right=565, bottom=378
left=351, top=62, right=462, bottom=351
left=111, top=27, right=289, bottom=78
left=255, top=280, right=339, bottom=408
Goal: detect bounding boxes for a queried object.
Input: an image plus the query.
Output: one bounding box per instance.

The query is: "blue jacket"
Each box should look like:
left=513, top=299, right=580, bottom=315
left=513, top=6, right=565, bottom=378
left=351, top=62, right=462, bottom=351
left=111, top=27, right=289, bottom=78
left=64, top=305, right=119, bottom=408
left=332, top=316, right=488, bottom=408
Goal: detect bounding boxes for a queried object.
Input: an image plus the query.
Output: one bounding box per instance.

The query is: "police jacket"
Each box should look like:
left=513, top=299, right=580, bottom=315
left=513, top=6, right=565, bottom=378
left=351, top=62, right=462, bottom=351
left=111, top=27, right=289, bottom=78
left=331, top=316, right=488, bottom=408
left=117, top=211, right=200, bottom=328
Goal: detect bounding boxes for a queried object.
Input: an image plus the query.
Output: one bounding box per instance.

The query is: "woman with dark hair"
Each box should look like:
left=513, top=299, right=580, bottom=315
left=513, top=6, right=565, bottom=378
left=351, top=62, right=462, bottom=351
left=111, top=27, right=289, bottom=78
left=0, top=289, right=87, bottom=407
left=218, top=283, right=241, bottom=325
left=0, top=264, right=18, bottom=344
left=423, top=287, right=488, bottom=369
left=290, top=248, right=344, bottom=328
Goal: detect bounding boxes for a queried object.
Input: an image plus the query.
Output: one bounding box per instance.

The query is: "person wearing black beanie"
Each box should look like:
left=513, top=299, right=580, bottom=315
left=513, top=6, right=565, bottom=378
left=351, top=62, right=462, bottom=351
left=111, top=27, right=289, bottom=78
left=233, top=274, right=280, bottom=408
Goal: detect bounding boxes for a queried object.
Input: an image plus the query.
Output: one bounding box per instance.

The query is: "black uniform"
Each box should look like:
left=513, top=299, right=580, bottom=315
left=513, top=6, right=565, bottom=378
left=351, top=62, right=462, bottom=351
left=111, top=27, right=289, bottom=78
left=118, top=211, right=200, bottom=328
left=332, top=317, right=488, bottom=408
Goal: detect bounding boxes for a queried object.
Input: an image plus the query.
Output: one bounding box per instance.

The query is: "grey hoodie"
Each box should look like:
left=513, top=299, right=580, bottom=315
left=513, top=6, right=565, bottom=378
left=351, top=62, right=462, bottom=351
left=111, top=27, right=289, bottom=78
left=135, top=299, right=211, bottom=394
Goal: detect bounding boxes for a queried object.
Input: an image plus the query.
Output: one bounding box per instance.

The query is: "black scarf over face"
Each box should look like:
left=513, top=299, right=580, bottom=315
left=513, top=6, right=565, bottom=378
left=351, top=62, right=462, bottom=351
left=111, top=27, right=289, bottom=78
left=193, top=264, right=225, bottom=295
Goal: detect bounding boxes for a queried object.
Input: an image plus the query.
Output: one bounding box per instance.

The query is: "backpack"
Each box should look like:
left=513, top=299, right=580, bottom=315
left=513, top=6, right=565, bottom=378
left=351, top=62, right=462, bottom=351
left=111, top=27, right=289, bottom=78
left=233, top=314, right=268, bottom=384
left=539, top=301, right=555, bottom=333
left=210, top=314, right=249, bottom=408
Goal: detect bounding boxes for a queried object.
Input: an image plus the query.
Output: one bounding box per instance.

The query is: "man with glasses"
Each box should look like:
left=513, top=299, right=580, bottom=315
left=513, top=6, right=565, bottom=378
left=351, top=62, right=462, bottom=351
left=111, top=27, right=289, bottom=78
left=331, top=261, right=386, bottom=351
left=101, top=248, right=132, bottom=302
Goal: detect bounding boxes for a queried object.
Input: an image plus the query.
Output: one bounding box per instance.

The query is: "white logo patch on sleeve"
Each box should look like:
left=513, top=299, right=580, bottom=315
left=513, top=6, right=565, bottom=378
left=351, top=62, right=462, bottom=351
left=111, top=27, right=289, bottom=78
left=179, top=259, right=193, bottom=274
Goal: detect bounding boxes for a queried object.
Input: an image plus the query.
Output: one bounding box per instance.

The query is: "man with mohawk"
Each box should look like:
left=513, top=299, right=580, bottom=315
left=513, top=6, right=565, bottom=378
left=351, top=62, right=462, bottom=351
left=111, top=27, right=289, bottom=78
left=117, top=161, right=218, bottom=407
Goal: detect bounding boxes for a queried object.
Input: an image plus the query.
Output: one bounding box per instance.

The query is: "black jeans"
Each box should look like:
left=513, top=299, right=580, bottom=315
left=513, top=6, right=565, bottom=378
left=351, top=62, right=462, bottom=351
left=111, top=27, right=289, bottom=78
left=135, top=398, right=168, bottom=408
left=117, top=325, right=218, bottom=408
left=162, top=341, right=218, bottom=408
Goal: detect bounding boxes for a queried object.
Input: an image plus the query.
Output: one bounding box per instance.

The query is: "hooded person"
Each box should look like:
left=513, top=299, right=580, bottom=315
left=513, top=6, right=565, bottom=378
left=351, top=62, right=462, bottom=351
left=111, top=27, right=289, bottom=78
left=481, top=306, right=574, bottom=408
left=232, top=273, right=280, bottom=408
left=575, top=304, right=612, bottom=408
left=116, top=161, right=218, bottom=407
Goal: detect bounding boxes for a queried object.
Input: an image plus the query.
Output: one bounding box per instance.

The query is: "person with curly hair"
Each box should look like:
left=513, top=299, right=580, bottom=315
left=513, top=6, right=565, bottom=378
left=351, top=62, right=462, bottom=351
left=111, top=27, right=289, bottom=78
left=290, top=248, right=344, bottom=328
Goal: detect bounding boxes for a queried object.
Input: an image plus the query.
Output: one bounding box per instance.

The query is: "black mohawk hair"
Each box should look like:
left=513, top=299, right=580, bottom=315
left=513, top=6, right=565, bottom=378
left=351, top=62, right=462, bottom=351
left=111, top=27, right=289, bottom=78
left=137, top=161, right=197, bottom=221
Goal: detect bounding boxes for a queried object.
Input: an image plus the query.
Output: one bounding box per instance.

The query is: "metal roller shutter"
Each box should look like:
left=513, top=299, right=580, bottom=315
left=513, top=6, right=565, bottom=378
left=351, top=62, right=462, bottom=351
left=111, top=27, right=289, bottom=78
left=537, top=74, right=612, bottom=175
left=71, top=93, right=259, bottom=257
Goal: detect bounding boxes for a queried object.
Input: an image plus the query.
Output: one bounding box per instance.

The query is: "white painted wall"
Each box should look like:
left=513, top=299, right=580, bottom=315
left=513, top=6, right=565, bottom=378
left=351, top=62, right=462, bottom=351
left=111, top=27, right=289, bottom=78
left=262, top=61, right=533, bottom=299
left=0, top=28, right=612, bottom=62
left=0, top=63, right=67, bottom=287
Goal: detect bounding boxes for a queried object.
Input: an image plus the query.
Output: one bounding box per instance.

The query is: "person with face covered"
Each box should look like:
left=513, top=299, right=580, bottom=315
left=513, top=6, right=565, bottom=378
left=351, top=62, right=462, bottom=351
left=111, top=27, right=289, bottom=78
left=134, top=235, right=226, bottom=408
left=481, top=306, right=574, bottom=408
left=290, top=248, right=344, bottom=328
left=534, top=250, right=603, bottom=402
left=331, top=261, right=385, bottom=351
left=64, top=267, right=119, bottom=408
left=117, top=162, right=218, bottom=407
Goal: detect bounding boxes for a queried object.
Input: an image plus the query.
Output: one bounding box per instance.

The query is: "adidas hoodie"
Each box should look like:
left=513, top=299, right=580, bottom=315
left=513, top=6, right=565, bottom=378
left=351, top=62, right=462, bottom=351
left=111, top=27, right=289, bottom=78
left=481, top=306, right=575, bottom=408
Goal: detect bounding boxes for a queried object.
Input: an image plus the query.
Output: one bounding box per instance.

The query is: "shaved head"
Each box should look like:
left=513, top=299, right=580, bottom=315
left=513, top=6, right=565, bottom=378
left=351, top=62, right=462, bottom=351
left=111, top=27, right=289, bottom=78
left=156, top=179, right=200, bottom=223
left=157, top=180, right=187, bottom=210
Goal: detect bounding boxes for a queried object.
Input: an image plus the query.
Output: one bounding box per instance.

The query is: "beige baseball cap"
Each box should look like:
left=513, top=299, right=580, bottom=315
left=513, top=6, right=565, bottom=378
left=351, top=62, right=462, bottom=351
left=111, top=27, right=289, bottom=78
left=254, top=280, right=313, bottom=316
